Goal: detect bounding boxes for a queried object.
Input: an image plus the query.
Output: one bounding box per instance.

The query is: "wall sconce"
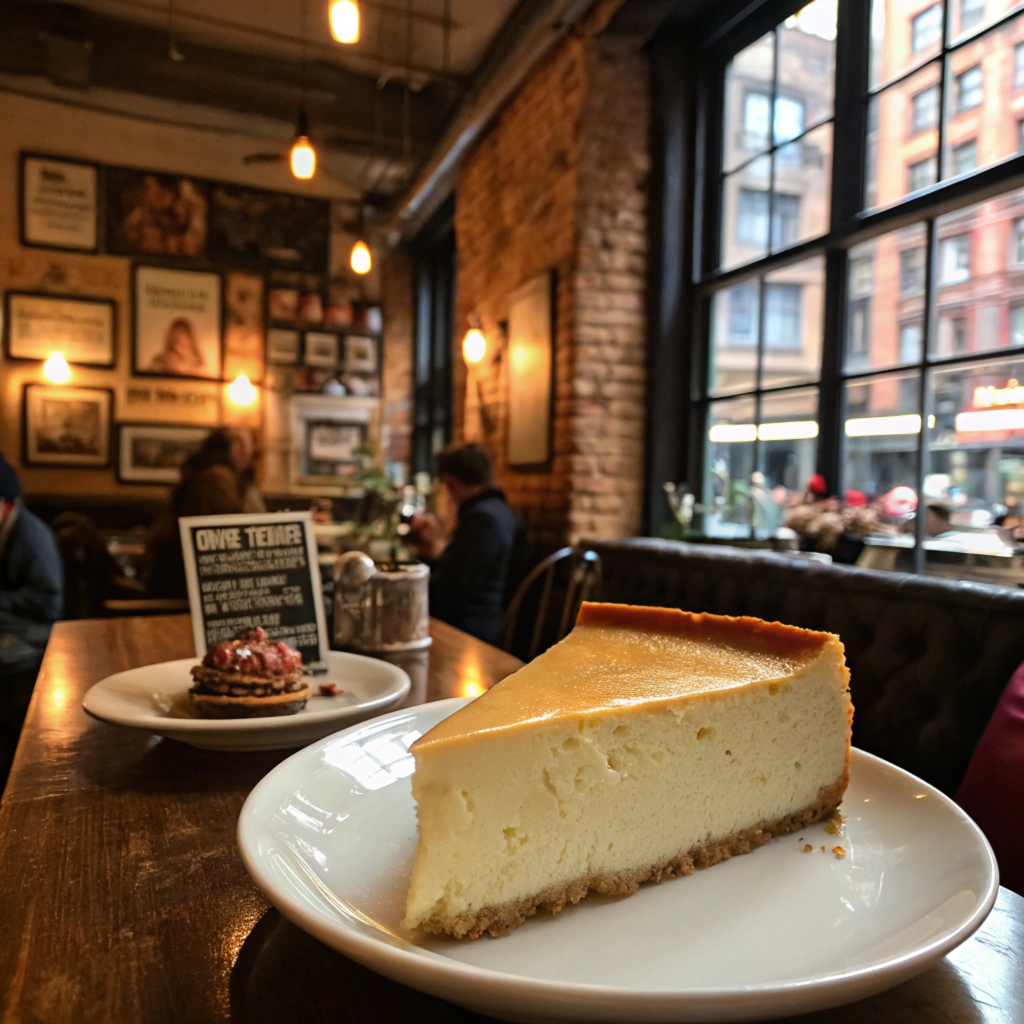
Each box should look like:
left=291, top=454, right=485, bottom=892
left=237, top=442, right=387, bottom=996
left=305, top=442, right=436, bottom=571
left=43, top=352, right=71, bottom=383
left=227, top=374, right=258, bottom=406
left=462, top=327, right=487, bottom=365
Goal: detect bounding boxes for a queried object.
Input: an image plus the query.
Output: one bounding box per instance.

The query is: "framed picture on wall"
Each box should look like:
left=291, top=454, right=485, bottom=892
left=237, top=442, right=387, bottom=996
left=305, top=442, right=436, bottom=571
left=268, top=287, right=300, bottom=323
left=117, top=424, right=211, bottom=484
left=20, top=154, right=99, bottom=253
left=343, top=334, right=378, bottom=374
left=304, top=331, right=339, bottom=367
left=133, top=265, right=223, bottom=380
left=506, top=269, right=556, bottom=469
left=266, top=328, right=301, bottom=365
left=106, top=167, right=209, bottom=258
left=23, top=383, right=112, bottom=468
left=4, top=292, right=116, bottom=367
left=223, top=271, right=265, bottom=383
left=305, top=421, right=366, bottom=477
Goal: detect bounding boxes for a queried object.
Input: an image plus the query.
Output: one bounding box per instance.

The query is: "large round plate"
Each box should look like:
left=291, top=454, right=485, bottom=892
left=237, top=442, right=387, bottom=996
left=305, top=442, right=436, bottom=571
left=237, top=698, right=998, bottom=1022
left=83, top=650, right=410, bottom=751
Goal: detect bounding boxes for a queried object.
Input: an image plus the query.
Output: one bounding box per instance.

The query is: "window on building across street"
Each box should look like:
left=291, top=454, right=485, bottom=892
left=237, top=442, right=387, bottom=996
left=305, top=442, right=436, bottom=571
left=692, top=0, right=1024, bottom=576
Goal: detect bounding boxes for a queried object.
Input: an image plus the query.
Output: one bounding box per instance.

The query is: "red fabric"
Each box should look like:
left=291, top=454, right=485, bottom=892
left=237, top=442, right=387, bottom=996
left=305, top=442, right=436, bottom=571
left=956, top=662, right=1024, bottom=896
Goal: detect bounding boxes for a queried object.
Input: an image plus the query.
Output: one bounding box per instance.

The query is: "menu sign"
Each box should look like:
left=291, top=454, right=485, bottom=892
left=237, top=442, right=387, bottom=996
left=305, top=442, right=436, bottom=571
left=179, top=511, right=328, bottom=666
left=21, top=155, right=99, bottom=252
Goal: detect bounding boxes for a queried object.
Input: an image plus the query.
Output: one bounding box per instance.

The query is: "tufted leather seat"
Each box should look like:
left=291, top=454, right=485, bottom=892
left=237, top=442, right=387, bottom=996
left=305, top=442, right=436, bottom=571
left=583, top=537, right=1024, bottom=796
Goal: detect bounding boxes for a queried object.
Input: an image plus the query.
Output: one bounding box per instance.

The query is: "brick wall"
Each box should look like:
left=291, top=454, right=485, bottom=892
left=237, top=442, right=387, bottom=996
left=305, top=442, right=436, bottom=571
left=454, top=18, right=650, bottom=548
left=380, top=248, right=414, bottom=474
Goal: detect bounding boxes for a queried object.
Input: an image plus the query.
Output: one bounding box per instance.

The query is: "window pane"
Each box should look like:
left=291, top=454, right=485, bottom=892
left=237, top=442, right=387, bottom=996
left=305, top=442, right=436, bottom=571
left=949, top=0, right=1024, bottom=45
left=865, top=61, right=941, bottom=209
left=777, top=0, right=837, bottom=139
left=845, top=224, right=927, bottom=372
left=932, top=185, right=1024, bottom=356
left=762, top=256, right=825, bottom=388
left=870, top=0, right=942, bottom=89
left=710, top=281, right=759, bottom=395
left=759, top=387, right=820, bottom=506
left=724, top=33, right=775, bottom=173
left=943, top=16, right=1024, bottom=180
left=843, top=370, right=921, bottom=503
left=930, top=355, right=1024, bottom=520
left=773, top=122, right=832, bottom=250
left=721, top=156, right=771, bottom=269
left=707, top=395, right=757, bottom=520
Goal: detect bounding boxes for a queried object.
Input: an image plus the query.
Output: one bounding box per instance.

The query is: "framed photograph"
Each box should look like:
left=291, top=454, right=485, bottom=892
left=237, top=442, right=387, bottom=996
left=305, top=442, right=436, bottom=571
left=268, top=287, right=300, bottom=323
left=133, top=265, right=222, bottom=380
left=298, top=292, right=324, bottom=325
left=223, top=271, right=265, bottom=384
left=4, top=292, right=116, bottom=366
left=20, top=154, right=99, bottom=252
left=117, top=424, right=211, bottom=484
left=23, top=384, right=112, bottom=468
left=507, top=269, right=556, bottom=469
left=304, top=331, right=339, bottom=367
left=106, top=167, right=209, bottom=258
left=267, top=328, right=300, bottom=365
left=344, top=334, right=378, bottom=374
left=307, top=421, right=365, bottom=466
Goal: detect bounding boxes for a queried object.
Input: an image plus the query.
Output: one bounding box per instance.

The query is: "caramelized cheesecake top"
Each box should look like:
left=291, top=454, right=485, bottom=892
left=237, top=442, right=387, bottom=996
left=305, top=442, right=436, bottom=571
left=200, top=626, right=303, bottom=677
left=417, top=603, right=843, bottom=750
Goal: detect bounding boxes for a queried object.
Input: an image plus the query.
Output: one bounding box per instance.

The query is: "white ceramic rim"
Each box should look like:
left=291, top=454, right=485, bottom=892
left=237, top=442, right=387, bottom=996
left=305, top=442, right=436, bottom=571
left=237, top=697, right=1000, bottom=1017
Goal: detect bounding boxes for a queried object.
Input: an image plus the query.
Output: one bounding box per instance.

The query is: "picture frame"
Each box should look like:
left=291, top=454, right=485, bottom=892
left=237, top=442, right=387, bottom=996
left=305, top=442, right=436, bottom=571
left=267, top=328, right=301, bottom=365
left=223, top=271, right=265, bottom=384
left=268, top=287, right=300, bottom=323
left=106, top=167, right=209, bottom=258
left=23, top=383, right=112, bottom=468
left=506, top=269, right=557, bottom=470
left=133, top=265, right=223, bottom=381
left=117, top=423, right=211, bottom=484
left=306, top=420, right=366, bottom=472
left=304, top=331, right=340, bottom=367
left=343, top=334, right=378, bottom=374
left=4, top=291, right=116, bottom=367
left=20, top=153, right=99, bottom=253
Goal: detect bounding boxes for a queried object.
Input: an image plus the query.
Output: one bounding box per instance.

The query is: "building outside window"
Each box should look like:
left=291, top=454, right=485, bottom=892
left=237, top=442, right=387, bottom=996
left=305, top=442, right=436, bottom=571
left=1011, top=218, right=1024, bottom=264
left=912, top=4, right=943, bottom=52
left=910, top=85, right=939, bottom=133
left=1016, top=41, right=1024, bottom=86
left=736, top=189, right=770, bottom=246
left=907, top=155, right=937, bottom=192
left=940, top=235, right=971, bottom=283
left=743, top=92, right=772, bottom=149
left=952, top=138, right=977, bottom=174
left=959, top=0, right=984, bottom=32
left=899, top=247, right=926, bottom=294
left=955, top=64, right=984, bottom=111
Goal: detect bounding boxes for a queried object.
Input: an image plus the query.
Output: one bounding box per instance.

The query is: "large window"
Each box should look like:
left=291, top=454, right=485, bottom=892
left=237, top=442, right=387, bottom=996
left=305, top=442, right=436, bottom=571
left=690, top=0, right=1024, bottom=575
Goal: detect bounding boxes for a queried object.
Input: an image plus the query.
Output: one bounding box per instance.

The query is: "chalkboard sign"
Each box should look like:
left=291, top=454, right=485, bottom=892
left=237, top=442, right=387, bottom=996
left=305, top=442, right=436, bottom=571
left=179, top=511, right=328, bottom=666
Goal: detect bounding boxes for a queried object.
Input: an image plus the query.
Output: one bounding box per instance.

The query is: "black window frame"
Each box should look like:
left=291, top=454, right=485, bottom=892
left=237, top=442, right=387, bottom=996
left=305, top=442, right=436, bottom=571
left=676, top=0, right=1024, bottom=568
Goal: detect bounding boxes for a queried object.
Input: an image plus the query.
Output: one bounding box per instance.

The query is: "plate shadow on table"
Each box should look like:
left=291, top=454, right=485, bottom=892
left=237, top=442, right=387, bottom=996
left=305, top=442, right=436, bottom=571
left=230, top=909, right=493, bottom=1023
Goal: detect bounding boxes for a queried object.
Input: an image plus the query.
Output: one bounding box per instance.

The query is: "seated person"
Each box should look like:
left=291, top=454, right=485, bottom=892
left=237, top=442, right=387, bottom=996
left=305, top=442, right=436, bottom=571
left=0, top=455, right=63, bottom=785
left=413, top=444, right=526, bottom=644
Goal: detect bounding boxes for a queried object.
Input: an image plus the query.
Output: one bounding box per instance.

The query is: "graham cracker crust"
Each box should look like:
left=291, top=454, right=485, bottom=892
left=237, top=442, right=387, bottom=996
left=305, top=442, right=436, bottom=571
left=412, top=773, right=849, bottom=940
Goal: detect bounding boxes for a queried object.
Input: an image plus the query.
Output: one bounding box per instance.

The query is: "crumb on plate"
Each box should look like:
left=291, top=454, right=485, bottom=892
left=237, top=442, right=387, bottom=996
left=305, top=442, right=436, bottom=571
left=832, top=846, right=846, bottom=859
left=319, top=683, right=344, bottom=697
left=802, top=844, right=814, bottom=853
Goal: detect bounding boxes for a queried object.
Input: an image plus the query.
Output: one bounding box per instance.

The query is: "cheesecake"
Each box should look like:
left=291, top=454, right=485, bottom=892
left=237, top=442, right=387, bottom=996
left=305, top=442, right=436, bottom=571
left=403, top=602, right=853, bottom=938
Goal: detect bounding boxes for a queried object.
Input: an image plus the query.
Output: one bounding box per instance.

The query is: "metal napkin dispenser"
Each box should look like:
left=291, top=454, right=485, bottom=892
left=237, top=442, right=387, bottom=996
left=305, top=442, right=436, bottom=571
left=332, top=551, right=432, bottom=652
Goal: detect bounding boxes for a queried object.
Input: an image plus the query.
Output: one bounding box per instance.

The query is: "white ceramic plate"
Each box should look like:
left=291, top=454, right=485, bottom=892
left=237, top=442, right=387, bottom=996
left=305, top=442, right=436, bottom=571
left=238, top=698, right=999, bottom=1023
left=83, top=651, right=410, bottom=751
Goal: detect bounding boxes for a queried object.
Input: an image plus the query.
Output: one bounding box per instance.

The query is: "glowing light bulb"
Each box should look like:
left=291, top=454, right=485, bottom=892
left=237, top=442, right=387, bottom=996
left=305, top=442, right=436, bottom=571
left=43, top=352, right=71, bottom=383
left=350, top=239, right=372, bottom=275
left=228, top=374, right=257, bottom=405
left=330, top=0, right=360, bottom=43
left=290, top=136, right=316, bottom=180
left=462, top=328, right=486, bottom=364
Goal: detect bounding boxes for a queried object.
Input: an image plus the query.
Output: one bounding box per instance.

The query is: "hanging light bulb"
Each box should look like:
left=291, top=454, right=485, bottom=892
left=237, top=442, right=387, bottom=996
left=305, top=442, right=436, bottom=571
left=329, top=0, right=360, bottom=43
left=462, top=328, right=486, bottom=365
left=43, top=352, right=71, bottom=383
left=350, top=239, right=372, bottom=275
left=290, top=110, right=317, bottom=180
left=227, top=374, right=258, bottom=405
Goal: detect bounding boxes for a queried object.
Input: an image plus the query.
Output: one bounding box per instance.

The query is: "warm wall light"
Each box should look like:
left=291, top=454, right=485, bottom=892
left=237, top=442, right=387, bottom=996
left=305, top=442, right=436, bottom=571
left=290, top=135, right=316, bottom=180
left=43, top=352, right=71, bottom=383
left=350, top=239, right=372, bottom=274
left=227, top=374, right=258, bottom=405
left=329, top=0, right=360, bottom=43
left=462, top=328, right=487, bottom=365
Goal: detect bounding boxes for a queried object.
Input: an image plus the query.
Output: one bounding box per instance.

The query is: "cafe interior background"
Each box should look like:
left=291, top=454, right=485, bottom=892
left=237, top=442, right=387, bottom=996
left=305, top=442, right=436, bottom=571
left=7, top=0, right=1024, bottom=595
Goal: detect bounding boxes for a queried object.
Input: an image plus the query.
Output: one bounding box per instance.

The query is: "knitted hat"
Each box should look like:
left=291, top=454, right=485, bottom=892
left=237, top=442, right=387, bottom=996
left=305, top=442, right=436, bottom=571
left=0, top=454, right=22, bottom=502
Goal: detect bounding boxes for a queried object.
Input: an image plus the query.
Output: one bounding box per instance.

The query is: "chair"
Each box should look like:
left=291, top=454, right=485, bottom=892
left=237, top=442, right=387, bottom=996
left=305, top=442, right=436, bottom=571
left=499, top=547, right=601, bottom=661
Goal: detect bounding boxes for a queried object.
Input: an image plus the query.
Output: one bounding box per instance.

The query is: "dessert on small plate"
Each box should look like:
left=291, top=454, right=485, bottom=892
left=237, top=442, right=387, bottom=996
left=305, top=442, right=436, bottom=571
left=83, top=643, right=410, bottom=752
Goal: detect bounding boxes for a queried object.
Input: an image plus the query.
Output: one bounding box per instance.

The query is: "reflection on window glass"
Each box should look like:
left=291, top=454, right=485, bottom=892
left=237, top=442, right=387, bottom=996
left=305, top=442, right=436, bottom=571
left=845, top=224, right=926, bottom=371
left=762, top=256, right=825, bottom=388
left=930, top=355, right=1024, bottom=524
left=710, top=283, right=759, bottom=396
left=843, top=371, right=921, bottom=503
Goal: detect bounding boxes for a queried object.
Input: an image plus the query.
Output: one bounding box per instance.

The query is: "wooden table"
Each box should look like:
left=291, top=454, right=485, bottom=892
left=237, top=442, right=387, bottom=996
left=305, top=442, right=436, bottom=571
left=1, top=616, right=1022, bottom=1023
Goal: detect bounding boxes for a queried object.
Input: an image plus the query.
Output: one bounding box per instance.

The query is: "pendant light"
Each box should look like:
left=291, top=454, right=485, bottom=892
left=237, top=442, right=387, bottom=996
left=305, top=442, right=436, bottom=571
left=329, top=0, right=360, bottom=43
left=350, top=238, right=371, bottom=274
left=291, top=0, right=317, bottom=180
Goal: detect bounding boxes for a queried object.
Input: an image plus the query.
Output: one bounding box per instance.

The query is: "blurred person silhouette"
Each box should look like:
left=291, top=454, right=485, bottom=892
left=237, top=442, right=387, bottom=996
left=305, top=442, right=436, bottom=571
left=411, top=444, right=528, bottom=644
left=143, top=427, right=264, bottom=598
left=0, top=455, right=63, bottom=786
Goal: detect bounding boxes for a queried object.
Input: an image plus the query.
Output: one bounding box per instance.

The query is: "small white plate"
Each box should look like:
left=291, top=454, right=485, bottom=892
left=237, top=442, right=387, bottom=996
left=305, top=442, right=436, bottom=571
left=238, top=698, right=999, bottom=1023
left=83, top=651, right=410, bottom=751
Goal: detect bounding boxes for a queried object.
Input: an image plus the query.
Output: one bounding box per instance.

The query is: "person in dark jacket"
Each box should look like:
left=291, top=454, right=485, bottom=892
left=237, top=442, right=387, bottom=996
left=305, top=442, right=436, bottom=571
left=0, top=455, right=63, bottom=786
left=413, top=444, right=527, bottom=644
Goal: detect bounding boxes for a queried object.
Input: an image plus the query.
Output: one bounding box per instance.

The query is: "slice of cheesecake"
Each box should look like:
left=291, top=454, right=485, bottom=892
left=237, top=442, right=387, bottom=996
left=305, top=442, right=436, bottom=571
left=403, top=602, right=853, bottom=939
